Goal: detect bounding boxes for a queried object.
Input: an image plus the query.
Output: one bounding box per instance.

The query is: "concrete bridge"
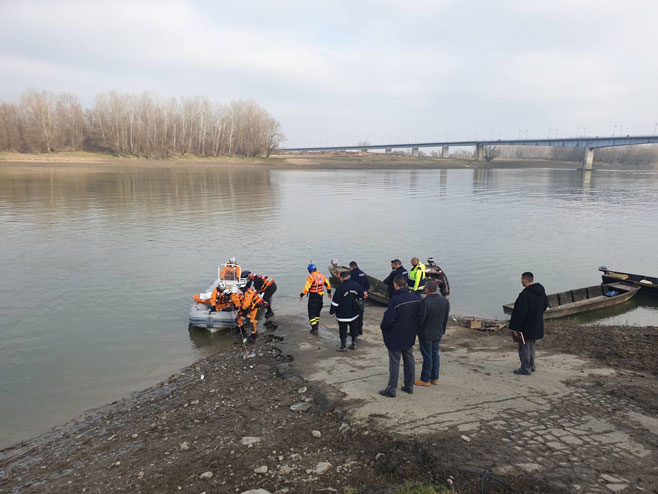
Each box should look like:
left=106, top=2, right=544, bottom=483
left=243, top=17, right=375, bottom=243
left=281, top=135, right=658, bottom=170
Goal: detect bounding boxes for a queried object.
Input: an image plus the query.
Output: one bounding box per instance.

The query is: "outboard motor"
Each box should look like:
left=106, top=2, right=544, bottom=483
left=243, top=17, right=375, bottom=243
left=598, top=265, right=609, bottom=272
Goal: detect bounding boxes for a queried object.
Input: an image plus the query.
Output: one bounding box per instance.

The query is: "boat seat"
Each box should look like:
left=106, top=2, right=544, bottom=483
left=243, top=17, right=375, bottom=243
left=607, top=272, right=629, bottom=280
left=587, top=285, right=603, bottom=298
left=547, top=294, right=559, bottom=307
left=557, top=291, right=574, bottom=305
left=571, top=288, right=588, bottom=302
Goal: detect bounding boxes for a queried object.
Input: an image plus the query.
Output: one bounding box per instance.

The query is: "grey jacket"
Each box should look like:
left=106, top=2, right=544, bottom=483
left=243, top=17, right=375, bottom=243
left=418, top=293, right=450, bottom=341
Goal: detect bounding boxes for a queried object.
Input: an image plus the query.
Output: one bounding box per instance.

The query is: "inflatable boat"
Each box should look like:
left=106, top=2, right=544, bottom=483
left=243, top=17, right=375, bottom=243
left=189, top=263, right=247, bottom=332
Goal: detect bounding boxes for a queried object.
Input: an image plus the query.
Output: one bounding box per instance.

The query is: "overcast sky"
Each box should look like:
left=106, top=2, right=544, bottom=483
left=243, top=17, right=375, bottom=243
left=1, top=0, right=657, bottom=147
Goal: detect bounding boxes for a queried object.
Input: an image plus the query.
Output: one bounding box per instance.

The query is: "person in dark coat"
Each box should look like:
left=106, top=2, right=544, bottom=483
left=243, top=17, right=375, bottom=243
left=379, top=275, right=420, bottom=397
left=382, top=259, right=409, bottom=296
left=330, top=270, right=364, bottom=351
left=349, top=261, right=370, bottom=335
left=509, top=272, right=549, bottom=375
left=415, top=279, right=450, bottom=386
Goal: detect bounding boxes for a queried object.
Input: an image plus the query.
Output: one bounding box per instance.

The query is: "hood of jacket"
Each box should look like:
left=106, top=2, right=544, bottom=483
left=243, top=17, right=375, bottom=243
left=525, top=283, right=546, bottom=297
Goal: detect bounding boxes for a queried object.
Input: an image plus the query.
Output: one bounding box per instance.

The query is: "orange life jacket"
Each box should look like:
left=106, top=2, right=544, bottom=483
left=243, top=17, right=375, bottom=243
left=302, top=271, right=330, bottom=295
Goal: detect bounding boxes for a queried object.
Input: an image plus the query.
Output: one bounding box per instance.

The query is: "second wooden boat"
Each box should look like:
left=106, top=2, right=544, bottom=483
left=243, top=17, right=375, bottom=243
left=502, top=282, right=640, bottom=319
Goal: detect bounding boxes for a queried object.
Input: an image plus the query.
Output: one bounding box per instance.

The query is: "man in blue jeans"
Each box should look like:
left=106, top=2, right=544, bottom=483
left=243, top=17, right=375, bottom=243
left=379, top=275, right=420, bottom=397
left=416, top=279, right=450, bottom=386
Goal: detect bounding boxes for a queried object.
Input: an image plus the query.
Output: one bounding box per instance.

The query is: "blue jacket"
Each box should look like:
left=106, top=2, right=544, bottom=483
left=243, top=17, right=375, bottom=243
left=380, top=288, right=420, bottom=350
left=383, top=266, right=409, bottom=295
left=329, top=280, right=364, bottom=322
left=350, top=267, right=370, bottom=293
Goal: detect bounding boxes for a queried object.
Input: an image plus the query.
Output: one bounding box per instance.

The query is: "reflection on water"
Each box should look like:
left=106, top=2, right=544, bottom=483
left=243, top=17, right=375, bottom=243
left=1, top=163, right=657, bottom=447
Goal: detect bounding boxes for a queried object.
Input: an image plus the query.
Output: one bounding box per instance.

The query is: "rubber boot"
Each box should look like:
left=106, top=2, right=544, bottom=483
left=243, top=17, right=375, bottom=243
left=336, top=338, right=347, bottom=352
left=310, top=324, right=319, bottom=335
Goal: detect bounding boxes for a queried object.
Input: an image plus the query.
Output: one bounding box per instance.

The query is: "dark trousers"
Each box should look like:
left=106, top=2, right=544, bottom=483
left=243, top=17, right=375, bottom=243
left=419, top=337, right=442, bottom=382
left=518, top=338, right=536, bottom=372
left=307, top=293, right=323, bottom=330
left=263, top=283, right=277, bottom=316
left=356, top=301, right=364, bottom=335
left=338, top=319, right=359, bottom=341
left=385, top=347, right=415, bottom=395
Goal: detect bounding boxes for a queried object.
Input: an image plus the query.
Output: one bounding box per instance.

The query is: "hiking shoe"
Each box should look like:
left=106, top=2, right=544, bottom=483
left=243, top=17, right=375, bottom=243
left=348, top=341, right=357, bottom=350
left=531, top=367, right=536, bottom=372
left=414, top=380, right=430, bottom=387
left=430, top=380, right=440, bottom=385
left=378, top=389, right=396, bottom=398
left=336, top=345, right=347, bottom=352
left=401, top=386, right=413, bottom=394
left=513, top=368, right=532, bottom=376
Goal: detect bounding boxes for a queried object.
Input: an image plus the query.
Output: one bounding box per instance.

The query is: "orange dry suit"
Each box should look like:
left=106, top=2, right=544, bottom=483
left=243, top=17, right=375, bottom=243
left=236, top=288, right=265, bottom=335
left=220, top=264, right=241, bottom=281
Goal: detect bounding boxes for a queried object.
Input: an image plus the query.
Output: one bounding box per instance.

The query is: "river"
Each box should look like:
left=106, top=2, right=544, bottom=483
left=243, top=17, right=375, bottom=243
left=1, top=162, right=657, bottom=447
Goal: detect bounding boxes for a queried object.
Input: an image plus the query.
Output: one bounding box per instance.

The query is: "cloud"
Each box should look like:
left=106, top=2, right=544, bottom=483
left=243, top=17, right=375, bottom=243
left=1, top=0, right=657, bottom=145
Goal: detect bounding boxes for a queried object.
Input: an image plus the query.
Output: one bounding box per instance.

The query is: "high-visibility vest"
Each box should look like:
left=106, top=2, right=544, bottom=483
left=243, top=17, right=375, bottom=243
left=303, top=271, right=330, bottom=295
left=409, top=262, right=426, bottom=290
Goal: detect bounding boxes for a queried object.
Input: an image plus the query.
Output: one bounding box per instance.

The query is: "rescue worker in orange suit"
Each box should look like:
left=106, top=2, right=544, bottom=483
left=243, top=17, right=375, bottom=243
left=220, top=257, right=241, bottom=281
left=299, top=264, right=331, bottom=335
left=248, top=273, right=277, bottom=318
left=232, top=286, right=264, bottom=343
left=193, top=284, right=229, bottom=312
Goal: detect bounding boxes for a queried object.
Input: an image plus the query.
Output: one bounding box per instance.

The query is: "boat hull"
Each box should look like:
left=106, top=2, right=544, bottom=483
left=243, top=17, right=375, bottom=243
left=189, top=303, right=237, bottom=332
left=601, top=270, right=658, bottom=297
left=502, top=282, right=640, bottom=320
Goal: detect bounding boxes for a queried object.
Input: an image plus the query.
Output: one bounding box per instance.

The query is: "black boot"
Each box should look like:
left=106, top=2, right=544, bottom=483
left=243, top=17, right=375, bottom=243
left=349, top=338, right=357, bottom=350
left=336, top=338, right=347, bottom=352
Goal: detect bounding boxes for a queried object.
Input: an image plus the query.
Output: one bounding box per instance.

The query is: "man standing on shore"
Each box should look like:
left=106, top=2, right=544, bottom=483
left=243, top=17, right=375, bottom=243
left=415, top=279, right=450, bottom=386
left=383, top=259, right=409, bottom=297
left=408, top=257, right=426, bottom=293
left=349, top=261, right=369, bottom=335
left=509, top=272, right=549, bottom=375
left=330, top=270, right=364, bottom=351
left=300, top=264, right=331, bottom=335
left=379, top=275, right=420, bottom=398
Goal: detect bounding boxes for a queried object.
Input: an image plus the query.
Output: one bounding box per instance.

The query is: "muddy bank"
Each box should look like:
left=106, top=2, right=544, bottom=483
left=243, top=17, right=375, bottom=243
left=2, top=312, right=657, bottom=493
left=1, top=321, right=562, bottom=494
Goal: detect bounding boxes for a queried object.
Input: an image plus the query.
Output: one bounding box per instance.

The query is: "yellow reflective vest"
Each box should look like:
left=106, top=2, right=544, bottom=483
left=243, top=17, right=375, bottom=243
left=409, top=262, right=426, bottom=291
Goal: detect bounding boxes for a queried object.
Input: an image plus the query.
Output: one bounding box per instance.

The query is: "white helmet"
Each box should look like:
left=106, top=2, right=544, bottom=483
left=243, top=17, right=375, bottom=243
left=231, top=286, right=240, bottom=294
left=216, top=281, right=225, bottom=290
left=228, top=257, right=236, bottom=264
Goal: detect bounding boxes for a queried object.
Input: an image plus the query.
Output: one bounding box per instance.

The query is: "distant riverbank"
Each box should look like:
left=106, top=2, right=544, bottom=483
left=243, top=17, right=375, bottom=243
left=0, top=151, right=594, bottom=169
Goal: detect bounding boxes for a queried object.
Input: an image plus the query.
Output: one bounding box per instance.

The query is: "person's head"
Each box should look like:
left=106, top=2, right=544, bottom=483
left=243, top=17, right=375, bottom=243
left=411, top=257, right=419, bottom=266
left=340, top=270, right=351, bottom=281
left=228, top=257, right=236, bottom=265
left=393, top=275, right=408, bottom=290
left=349, top=261, right=358, bottom=271
left=391, top=259, right=402, bottom=269
left=248, top=273, right=255, bottom=280
left=521, top=271, right=534, bottom=287
left=424, top=279, right=438, bottom=294
left=307, top=263, right=317, bottom=274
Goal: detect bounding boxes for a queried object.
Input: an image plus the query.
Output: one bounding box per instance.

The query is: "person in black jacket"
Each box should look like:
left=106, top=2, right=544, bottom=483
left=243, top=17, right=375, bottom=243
left=379, top=275, right=420, bottom=397
left=509, top=272, right=549, bottom=375
left=349, top=261, right=370, bottom=335
left=382, top=259, right=409, bottom=296
left=415, top=279, right=450, bottom=386
left=330, top=271, right=364, bottom=351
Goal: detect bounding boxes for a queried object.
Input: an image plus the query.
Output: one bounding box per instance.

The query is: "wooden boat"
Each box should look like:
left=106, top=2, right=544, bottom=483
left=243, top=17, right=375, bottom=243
left=599, top=267, right=658, bottom=297
left=502, top=282, right=640, bottom=320
left=328, top=258, right=450, bottom=305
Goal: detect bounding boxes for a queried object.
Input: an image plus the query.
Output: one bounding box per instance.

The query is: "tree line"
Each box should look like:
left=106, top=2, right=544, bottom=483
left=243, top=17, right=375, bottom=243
left=0, top=89, right=285, bottom=158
